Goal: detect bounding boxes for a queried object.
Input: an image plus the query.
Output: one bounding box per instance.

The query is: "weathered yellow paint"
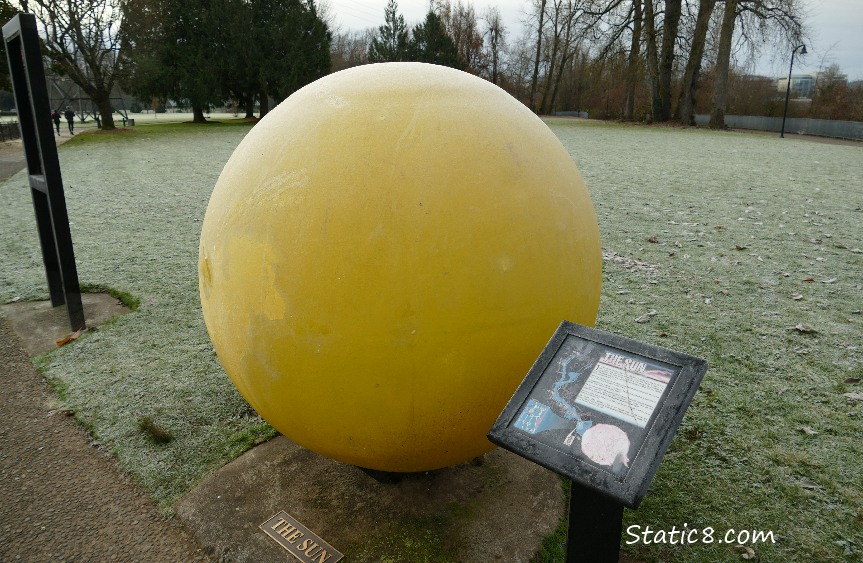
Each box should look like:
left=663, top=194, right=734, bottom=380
left=199, top=63, right=601, bottom=472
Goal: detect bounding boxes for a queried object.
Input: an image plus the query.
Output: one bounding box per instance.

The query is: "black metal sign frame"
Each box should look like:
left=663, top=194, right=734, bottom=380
left=3, top=13, right=85, bottom=331
left=488, top=321, right=707, bottom=509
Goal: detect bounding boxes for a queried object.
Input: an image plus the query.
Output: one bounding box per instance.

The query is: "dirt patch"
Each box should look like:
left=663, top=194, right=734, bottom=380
left=602, top=249, right=660, bottom=275
left=1, top=292, right=131, bottom=356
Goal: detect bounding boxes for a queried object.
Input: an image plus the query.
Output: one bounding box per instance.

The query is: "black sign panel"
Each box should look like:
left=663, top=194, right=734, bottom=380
left=488, top=321, right=707, bottom=508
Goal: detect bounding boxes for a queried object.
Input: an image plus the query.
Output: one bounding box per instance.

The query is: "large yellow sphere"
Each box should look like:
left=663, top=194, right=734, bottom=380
left=199, top=63, right=601, bottom=472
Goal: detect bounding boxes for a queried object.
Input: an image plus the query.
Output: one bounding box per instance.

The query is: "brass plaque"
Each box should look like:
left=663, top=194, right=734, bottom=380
left=260, top=511, right=343, bottom=563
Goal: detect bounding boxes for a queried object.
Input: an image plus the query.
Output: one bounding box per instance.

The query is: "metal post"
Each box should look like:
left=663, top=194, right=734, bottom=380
left=780, top=44, right=806, bottom=139
left=566, top=482, right=624, bottom=562
left=3, top=14, right=85, bottom=332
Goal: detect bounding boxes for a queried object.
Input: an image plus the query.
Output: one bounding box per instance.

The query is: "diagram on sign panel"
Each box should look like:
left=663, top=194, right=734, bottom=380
left=514, top=348, right=673, bottom=476
left=513, top=352, right=594, bottom=445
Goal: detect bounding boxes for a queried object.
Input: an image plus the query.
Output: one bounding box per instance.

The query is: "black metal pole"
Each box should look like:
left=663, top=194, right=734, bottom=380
left=566, top=482, right=624, bottom=562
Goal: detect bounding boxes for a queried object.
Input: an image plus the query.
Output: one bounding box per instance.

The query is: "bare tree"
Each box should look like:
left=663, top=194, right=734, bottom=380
left=331, top=28, right=374, bottom=71
left=529, top=0, right=548, bottom=111
left=482, top=6, right=506, bottom=84
left=623, top=0, right=643, bottom=120
left=676, top=0, right=716, bottom=125
left=437, top=0, right=485, bottom=73
left=643, top=0, right=682, bottom=121
left=708, top=0, right=737, bottom=128
left=18, top=0, right=126, bottom=130
left=710, top=0, right=804, bottom=129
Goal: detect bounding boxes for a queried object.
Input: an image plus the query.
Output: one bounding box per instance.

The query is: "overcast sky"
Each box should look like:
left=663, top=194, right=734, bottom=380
left=326, top=0, right=863, bottom=81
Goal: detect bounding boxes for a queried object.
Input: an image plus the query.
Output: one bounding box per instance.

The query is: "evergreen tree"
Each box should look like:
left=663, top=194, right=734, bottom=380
left=409, top=11, right=464, bottom=69
left=368, top=0, right=409, bottom=62
left=123, top=0, right=330, bottom=121
left=227, top=0, right=332, bottom=116
left=122, top=0, right=225, bottom=123
left=0, top=0, right=17, bottom=92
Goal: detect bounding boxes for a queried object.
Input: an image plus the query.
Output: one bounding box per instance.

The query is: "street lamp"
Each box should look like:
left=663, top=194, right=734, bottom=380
left=780, top=44, right=807, bottom=138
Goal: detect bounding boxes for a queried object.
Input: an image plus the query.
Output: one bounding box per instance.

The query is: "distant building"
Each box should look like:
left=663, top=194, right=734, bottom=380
left=777, top=71, right=848, bottom=99
left=777, top=73, right=816, bottom=98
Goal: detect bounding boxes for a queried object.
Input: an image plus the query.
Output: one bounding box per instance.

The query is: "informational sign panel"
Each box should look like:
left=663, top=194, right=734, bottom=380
left=488, top=321, right=707, bottom=508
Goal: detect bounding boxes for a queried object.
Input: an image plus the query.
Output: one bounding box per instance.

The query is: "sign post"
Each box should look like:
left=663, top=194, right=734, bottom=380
left=3, top=13, right=85, bottom=332
left=488, top=321, right=707, bottom=561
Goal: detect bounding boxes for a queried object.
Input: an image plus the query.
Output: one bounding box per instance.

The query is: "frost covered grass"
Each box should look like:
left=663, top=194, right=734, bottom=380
left=547, top=118, right=863, bottom=562
left=0, top=118, right=861, bottom=561
left=0, top=121, right=276, bottom=507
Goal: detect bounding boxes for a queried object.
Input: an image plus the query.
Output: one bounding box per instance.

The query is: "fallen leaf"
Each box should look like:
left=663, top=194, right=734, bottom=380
left=56, top=329, right=84, bottom=347
left=656, top=331, right=668, bottom=337
left=647, top=235, right=659, bottom=243
left=843, top=378, right=861, bottom=385
left=635, top=310, right=658, bottom=323
left=791, top=293, right=803, bottom=300
left=843, top=392, right=863, bottom=401
left=714, top=224, right=726, bottom=230
left=791, top=324, right=818, bottom=334
left=798, top=426, right=818, bottom=435
left=735, top=244, right=748, bottom=251
left=803, top=278, right=815, bottom=283
left=736, top=545, right=756, bottom=559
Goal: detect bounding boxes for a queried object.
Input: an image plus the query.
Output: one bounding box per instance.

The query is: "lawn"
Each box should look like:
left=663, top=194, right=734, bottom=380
left=1, top=117, right=861, bottom=562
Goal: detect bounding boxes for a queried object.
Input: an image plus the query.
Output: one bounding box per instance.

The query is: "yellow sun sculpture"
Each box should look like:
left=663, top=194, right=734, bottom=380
left=199, top=63, right=602, bottom=472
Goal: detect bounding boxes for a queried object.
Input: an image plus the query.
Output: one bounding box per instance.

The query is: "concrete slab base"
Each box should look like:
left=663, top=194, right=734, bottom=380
left=176, top=436, right=565, bottom=563
left=0, top=293, right=131, bottom=356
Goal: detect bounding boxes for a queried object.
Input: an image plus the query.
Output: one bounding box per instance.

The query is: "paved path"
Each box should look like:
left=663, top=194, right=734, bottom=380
left=0, top=135, right=210, bottom=561
left=0, top=317, right=211, bottom=562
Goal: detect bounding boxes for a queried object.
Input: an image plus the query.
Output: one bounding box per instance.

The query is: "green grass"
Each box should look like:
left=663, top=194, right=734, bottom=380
left=1, top=117, right=861, bottom=560
left=79, top=282, right=141, bottom=310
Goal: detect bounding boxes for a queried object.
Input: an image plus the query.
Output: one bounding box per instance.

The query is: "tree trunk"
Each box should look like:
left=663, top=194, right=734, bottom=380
left=244, top=94, right=255, bottom=119
left=548, top=8, right=575, bottom=114
left=623, top=0, right=643, bottom=121
left=539, top=18, right=561, bottom=114
left=656, top=0, right=682, bottom=121
left=677, top=0, right=715, bottom=125
left=92, top=92, right=116, bottom=130
left=258, top=91, right=270, bottom=118
left=529, top=0, right=547, bottom=113
left=643, top=0, right=659, bottom=121
left=709, top=0, right=737, bottom=129
left=192, top=103, right=207, bottom=123
left=490, top=28, right=499, bottom=84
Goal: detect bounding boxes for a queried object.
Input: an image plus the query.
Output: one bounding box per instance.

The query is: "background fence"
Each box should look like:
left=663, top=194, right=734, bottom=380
left=694, top=115, right=863, bottom=141
left=0, top=122, right=20, bottom=141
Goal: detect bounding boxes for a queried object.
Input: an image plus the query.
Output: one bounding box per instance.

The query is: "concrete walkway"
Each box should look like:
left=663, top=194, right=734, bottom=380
left=0, top=315, right=211, bottom=561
